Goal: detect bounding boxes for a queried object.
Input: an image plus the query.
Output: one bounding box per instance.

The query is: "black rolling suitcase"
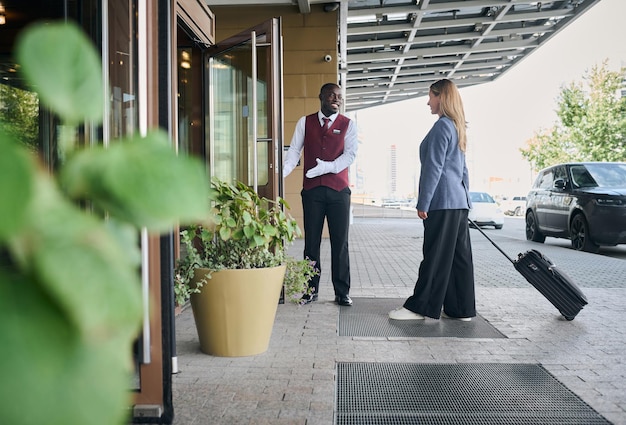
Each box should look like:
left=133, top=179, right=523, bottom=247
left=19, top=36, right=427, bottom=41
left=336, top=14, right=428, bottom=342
left=469, top=219, right=588, bottom=320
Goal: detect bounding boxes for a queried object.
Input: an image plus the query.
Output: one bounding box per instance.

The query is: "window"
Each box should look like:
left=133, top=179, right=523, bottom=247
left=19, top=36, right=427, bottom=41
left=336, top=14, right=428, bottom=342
left=108, top=0, right=138, bottom=142
left=537, top=169, right=554, bottom=190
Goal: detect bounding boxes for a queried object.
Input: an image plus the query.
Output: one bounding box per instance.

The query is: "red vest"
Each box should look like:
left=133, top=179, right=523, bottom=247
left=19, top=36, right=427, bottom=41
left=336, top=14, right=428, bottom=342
left=302, top=113, right=350, bottom=191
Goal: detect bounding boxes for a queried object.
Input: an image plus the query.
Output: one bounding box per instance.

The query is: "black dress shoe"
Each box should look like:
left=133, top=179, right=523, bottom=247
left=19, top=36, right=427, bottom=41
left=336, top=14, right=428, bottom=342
left=335, top=295, right=352, bottom=306
left=300, top=293, right=318, bottom=305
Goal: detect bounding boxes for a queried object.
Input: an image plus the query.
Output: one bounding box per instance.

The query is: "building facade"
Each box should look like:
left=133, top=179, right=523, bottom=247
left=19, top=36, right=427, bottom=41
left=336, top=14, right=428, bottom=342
left=0, top=1, right=337, bottom=423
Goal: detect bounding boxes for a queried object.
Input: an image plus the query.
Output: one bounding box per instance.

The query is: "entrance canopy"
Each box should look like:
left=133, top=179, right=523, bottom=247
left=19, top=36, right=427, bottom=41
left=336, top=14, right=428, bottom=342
left=207, top=0, right=600, bottom=111
left=342, top=0, right=600, bottom=111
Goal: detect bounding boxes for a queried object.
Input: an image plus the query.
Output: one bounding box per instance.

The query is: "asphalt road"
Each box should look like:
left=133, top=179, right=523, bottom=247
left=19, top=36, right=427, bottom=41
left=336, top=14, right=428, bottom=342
left=351, top=204, right=626, bottom=260
left=482, top=216, right=626, bottom=260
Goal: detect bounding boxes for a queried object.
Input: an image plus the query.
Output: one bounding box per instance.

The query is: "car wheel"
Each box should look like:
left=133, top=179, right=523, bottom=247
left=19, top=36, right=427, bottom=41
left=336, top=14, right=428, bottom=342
left=495, top=224, right=503, bottom=229
left=570, top=214, right=599, bottom=253
left=525, top=211, right=545, bottom=243
left=514, top=206, right=522, bottom=216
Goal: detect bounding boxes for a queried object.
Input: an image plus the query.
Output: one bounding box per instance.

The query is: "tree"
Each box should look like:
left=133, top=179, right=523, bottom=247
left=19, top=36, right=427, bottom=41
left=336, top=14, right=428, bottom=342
left=0, top=84, right=39, bottom=153
left=520, top=60, right=626, bottom=171
left=521, top=126, right=576, bottom=171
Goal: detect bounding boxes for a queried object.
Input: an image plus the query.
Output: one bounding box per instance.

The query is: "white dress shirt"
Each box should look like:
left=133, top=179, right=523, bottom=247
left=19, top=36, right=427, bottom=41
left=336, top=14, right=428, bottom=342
left=283, top=111, right=358, bottom=177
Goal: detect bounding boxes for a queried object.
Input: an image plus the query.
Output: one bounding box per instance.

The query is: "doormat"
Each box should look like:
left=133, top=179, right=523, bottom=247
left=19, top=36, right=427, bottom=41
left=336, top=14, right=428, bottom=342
left=339, top=298, right=505, bottom=338
left=336, top=362, right=610, bottom=425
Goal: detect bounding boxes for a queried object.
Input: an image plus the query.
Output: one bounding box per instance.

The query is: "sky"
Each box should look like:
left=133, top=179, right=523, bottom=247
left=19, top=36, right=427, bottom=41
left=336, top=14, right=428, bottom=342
left=351, top=0, right=626, bottom=200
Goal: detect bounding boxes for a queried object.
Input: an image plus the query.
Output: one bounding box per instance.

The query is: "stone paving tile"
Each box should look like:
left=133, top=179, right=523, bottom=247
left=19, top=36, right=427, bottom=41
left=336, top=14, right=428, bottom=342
left=172, top=218, right=626, bottom=425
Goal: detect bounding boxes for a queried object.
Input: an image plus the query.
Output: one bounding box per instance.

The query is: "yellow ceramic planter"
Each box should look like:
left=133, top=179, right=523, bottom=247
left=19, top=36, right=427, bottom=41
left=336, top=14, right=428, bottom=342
left=189, top=265, right=286, bottom=357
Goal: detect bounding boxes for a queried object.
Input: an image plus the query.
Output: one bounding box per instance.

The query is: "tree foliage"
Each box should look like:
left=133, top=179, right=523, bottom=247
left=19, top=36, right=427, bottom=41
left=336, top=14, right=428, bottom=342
left=0, top=85, right=39, bottom=152
left=520, top=60, right=626, bottom=171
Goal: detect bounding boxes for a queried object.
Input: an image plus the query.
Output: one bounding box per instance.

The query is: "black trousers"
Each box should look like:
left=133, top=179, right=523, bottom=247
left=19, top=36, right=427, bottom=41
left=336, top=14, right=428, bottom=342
left=404, top=209, right=476, bottom=319
left=301, top=186, right=351, bottom=297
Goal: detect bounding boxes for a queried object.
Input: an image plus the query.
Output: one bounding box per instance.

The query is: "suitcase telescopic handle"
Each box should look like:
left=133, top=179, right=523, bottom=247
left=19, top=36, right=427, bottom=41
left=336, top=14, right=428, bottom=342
left=468, top=218, right=516, bottom=264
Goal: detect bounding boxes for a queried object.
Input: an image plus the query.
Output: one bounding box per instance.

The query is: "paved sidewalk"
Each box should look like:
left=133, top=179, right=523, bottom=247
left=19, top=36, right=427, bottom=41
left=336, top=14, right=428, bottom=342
left=172, top=217, right=626, bottom=425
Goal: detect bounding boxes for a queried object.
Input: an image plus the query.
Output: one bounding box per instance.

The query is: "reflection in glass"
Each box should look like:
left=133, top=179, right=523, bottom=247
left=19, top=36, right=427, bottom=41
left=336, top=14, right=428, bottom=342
left=108, top=0, right=137, bottom=142
left=209, top=38, right=270, bottom=187
left=178, top=48, right=193, bottom=154
left=0, top=84, right=39, bottom=153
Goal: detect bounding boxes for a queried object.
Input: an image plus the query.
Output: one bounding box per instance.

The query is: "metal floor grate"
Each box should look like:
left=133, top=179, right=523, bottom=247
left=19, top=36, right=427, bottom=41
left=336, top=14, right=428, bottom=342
left=339, top=298, right=505, bottom=338
left=336, top=363, right=611, bottom=425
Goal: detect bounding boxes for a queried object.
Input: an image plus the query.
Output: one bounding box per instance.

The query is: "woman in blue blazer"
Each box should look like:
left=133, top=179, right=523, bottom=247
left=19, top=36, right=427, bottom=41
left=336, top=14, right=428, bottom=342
left=389, top=79, right=476, bottom=321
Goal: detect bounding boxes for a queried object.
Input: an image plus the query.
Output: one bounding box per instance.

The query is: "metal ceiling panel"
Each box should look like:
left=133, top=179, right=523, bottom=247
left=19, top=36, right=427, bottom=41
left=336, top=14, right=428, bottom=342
left=343, top=0, right=601, bottom=111
left=206, top=0, right=601, bottom=111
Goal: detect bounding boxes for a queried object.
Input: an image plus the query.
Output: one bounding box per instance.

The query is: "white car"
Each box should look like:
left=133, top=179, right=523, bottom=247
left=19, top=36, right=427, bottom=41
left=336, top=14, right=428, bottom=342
left=501, top=195, right=527, bottom=216
left=468, top=192, right=504, bottom=229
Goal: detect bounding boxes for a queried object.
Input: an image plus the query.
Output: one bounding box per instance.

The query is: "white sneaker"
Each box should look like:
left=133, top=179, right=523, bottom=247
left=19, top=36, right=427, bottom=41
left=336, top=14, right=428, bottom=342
left=441, top=311, right=472, bottom=322
left=389, top=307, right=425, bottom=320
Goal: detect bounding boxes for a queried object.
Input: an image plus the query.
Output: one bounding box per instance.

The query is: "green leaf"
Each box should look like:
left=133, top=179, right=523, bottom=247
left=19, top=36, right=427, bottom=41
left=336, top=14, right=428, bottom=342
left=0, top=269, right=134, bottom=425
left=263, top=224, right=277, bottom=236
left=9, top=174, right=142, bottom=339
left=243, top=224, right=255, bottom=239
left=0, top=127, right=34, bottom=240
left=242, top=210, right=252, bottom=224
left=232, top=228, right=245, bottom=240
left=15, top=22, right=104, bottom=125
left=59, top=131, right=210, bottom=232
left=219, top=226, right=231, bottom=241
left=253, top=234, right=266, bottom=247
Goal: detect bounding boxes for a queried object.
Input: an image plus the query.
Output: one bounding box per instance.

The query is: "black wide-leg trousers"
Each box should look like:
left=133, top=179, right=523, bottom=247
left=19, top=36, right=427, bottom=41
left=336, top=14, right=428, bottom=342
left=301, top=186, right=351, bottom=297
left=403, top=209, right=476, bottom=319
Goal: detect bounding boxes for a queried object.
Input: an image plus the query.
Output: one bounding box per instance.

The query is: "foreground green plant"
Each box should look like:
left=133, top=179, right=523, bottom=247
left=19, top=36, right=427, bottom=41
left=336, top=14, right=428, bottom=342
left=0, top=22, right=209, bottom=425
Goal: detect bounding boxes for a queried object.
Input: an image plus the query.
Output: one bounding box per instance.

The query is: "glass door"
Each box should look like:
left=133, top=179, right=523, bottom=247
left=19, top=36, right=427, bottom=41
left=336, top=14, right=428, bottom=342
left=206, top=18, right=283, bottom=201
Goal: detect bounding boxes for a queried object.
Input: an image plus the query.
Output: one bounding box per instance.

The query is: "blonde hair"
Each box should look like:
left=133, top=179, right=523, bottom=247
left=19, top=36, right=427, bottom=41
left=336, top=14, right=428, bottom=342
left=430, top=79, right=468, bottom=152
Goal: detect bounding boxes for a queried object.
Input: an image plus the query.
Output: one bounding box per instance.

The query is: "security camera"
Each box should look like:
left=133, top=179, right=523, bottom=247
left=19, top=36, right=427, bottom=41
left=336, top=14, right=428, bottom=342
left=323, top=2, right=340, bottom=13
left=324, top=55, right=332, bottom=63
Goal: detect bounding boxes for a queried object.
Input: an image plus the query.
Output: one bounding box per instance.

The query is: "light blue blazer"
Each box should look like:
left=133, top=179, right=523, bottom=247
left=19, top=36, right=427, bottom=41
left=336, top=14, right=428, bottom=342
left=416, top=116, right=471, bottom=212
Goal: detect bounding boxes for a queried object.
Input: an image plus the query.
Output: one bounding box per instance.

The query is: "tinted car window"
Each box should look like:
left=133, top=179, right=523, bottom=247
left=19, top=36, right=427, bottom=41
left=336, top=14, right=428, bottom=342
left=570, top=165, right=597, bottom=188
left=470, top=192, right=495, bottom=203
left=553, top=165, right=567, bottom=185
left=536, top=169, right=554, bottom=189
left=581, top=163, right=626, bottom=187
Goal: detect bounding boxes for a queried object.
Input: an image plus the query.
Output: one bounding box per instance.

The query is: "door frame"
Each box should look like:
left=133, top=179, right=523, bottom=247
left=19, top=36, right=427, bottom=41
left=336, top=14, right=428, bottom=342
left=205, top=18, right=284, bottom=202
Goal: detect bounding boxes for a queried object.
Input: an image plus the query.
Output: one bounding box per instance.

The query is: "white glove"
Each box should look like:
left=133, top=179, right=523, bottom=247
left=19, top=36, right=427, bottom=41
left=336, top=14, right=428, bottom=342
left=283, top=162, right=295, bottom=178
left=306, top=158, right=334, bottom=178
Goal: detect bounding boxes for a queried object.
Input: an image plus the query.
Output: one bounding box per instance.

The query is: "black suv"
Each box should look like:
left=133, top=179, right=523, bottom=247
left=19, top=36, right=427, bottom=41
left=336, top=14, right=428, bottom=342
left=525, top=162, right=626, bottom=252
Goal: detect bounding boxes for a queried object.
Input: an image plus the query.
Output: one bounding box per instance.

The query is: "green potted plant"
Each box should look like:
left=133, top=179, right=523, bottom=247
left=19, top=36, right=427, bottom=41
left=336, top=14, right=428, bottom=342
left=283, top=256, right=318, bottom=304
left=174, top=178, right=316, bottom=356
